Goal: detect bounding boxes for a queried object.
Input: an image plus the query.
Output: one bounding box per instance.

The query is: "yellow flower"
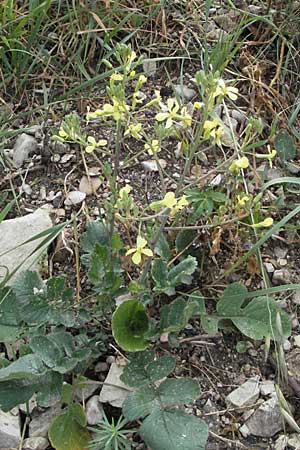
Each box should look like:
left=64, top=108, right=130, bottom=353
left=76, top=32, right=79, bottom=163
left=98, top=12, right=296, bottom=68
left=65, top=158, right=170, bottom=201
left=155, top=99, right=192, bottom=129
left=203, top=119, right=224, bottom=146
left=237, top=195, right=250, bottom=207
left=229, top=156, right=249, bottom=173
left=124, top=123, right=142, bottom=139
left=193, top=101, right=203, bottom=110
left=85, top=136, right=107, bottom=153
left=252, top=217, right=273, bottom=228
left=58, top=128, right=68, bottom=138
left=144, top=139, right=160, bottom=155
left=110, top=73, right=123, bottom=83
left=255, top=145, right=277, bottom=168
left=135, top=74, right=147, bottom=91
left=130, top=70, right=136, bottom=78
left=126, top=236, right=153, bottom=265
left=86, top=98, right=130, bottom=122
left=150, top=192, right=189, bottom=215
left=119, top=184, right=132, bottom=199
left=213, top=79, right=239, bottom=101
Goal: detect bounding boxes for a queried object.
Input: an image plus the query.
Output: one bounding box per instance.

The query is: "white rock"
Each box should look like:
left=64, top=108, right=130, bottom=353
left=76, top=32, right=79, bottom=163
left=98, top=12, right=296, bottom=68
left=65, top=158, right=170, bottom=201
left=64, top=191, right=86, bottom=206
left=226, top=377, right=260, bottom=407
left=294, top=335, right=300, bottom=347
left=22, top=437, right=49, bottom=450
left=0, top=209, right=52, bottom=284
left=141, top=159, right=167, bottom=172
left=274, top=247, right=288, bottom=259
left=292, top=290, right=300, bottom=305
left=60, top=154, right=74, bottom=164
left=174, top=85, right=196, bottom=100
left=13, top=133, right=38, bottom=168
left=0, top=410, right=20, bottom=448
left=239, top=423, right=250, bottom=437
left=283, top=339, right=291, bottom=352
left=29, top=404, right=63, bottom=438
left=243, top=395, right=283, bottom=437
left=74, top=380, right=99, bottom=402
left=99, top=363, right=133, bottom=408
left=143, top=59, right=157, bottom=77
left=260, top=380, right=275, bottom=396
left=264, top=262, right=274, bottom=273
left=272, top=269, right=290, bottom=285
left=86, top=396, right=104, bottom=425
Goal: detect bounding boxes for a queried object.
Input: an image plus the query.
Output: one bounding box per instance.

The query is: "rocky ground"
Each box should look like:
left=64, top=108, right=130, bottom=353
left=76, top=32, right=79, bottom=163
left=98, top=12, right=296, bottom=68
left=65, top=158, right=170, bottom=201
left=1, top=1, right=300, bottom=449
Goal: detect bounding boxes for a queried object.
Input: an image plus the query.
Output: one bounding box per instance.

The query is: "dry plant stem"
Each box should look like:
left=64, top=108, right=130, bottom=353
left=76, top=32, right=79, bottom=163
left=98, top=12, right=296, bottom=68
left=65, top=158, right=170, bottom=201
left=73, top=215, right=81, bottom=301
left=139, top=127, right=204, bottom=284
left=209, top=431, right=246, bottom=449
left=165, top=213, right=249, bottom=231
left=109, top=119, right=122, bottom=248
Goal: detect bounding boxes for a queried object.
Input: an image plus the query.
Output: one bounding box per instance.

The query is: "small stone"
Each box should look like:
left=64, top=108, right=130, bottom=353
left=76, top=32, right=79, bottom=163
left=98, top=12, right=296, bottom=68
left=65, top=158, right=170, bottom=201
left=99, top=363, right=133, bottom=408
left=20, top=183, right=32, bottom=195
left=260, top=380, right=275, bottom=396
left=74, top=380, right=99, bottom=402
left=283, top=339, right=291, bottom=352
left=294, top=336, right=300, bottom=348
left=226, top=377, right=260, bottom=407
left=64, top=191, right=86, bottom=206
left=264, top=262, right=274, bottom=273
left=143, top=59, right=157, bottom=77
left=274, top=247, right=288, bottom=259
left=278, top=258, right=287, bottom=267
left=88, top=167, right=101, bottom=176
left=0, top=209, right=52, bottom=284
left=95, top=362, right=109, bottom=373
left=79, top=175, right=101, bottom=195
left=51, top=141, right=69, bottom=154
left=239, top=423, right=250, bottom=437
left=272, top=269, right=290, bottom=285
left=141, top=159, right=167, bottom=172
left=243, top=395, right=283, bottom=437
left=0, top=410, right=20, bottom=448
left=160, top=332, right=169, bottom=343
left=29, top=404, right=63, bottom=438
left=51, top=154, right=61, bottom=163
left=293, top=290, right=300, bottom=305
left=106, top=356, right=115, bottom=364
left=248, top=349, right=258, bottom=358
left=60, top=154, right=74, bottom=164
left=174, top=85, right=196, bottom=100
left=22, top=437, right=49, bottom=450
left=13, top=133, right=38, bottom=168
left=86, top=396, right=104, bottom=425
left=286, top=162, right=300, bottom=174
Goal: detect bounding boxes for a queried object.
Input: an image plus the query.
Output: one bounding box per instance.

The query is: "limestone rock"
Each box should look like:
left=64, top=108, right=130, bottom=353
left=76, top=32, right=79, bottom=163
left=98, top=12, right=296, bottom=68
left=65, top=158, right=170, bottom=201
left=13, top=133, right=38, bottom=168
left=99, top=363, right=133, bottom=408
left=64, top=190, right=86, bottom=206
left=0, top=410, right=21, bottom=448
left=22, top=437, right=49, bottom=450
left=29, top=404, right=63, bottom=438
left=243, top=395, right=283, bottom=437
left=74, top=380, right=99, bottom=402
left=86, top=396, right=104, bottom=425
left=0, top=209, right=52, bottom=284
left=226, top=377, right=260, bottom=407
left=174, top=85, right=196, bottom=100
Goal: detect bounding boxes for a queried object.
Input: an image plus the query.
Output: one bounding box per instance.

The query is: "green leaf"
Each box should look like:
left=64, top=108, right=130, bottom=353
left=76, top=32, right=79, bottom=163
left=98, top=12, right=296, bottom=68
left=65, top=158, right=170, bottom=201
left=0, top=288, right=21, bottom=342
left=201, top=315, right=219, bottom=334
left=151, top=259, right=168, bottom=290
left=112, top=300, right=149, bottom=351
left=160, top=297, right=199, bottom=333
left=122, top=386, right=159, bottom=421
left=154, top=234, right=172, bottom=261
left=217, top=284, right=291, bottom=340
left=158, top=378, right=200, bottom=406
left=49, top=404, right=90, bottom=450
left=141, top=409, right=208, bottom=450
left=167, top=256, right=197, bottom=287
left=0, top=371, right=63, bottom=411
left=0, top=354, right=46, bottom=381
left=274, top=129, right=296, bottom=161
left=81, top=220, right=109, bottom=263
left=175, top=230, right=197, bottom=253
left=121, top=351, right=175, bottom=387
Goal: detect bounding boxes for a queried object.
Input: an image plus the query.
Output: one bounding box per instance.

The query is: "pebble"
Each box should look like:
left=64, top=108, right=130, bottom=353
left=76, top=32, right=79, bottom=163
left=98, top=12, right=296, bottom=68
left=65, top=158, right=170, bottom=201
left=79, top=175, right=101, bottom=195
left=20, top=183, right=32, bottom=195
left=272, top=269, right=290, bottom=285
left=51, top=154, right=61, bottom=163
left=274, top=247, right=288, bottom=259
left=60, top=154, right=74, bottom=164
left=292, top=290, right=300, bottom=305
left=95, top=362, right=109, bottom=373
left=64, top=191, right=86, bottom=206
left=264, top=262, right=274, bottom=274
left=142, top=59, right=157, bottom=77
left=294, top=335, right=300, bottom=348
left=174, top=85, right=196, bottom=100
left=260, top=380, right=275, bottom=397
left=106, top=356, right=116, bottom=365
left=277, top=258, right=287, bottom=267
left=283, top=339, right=291, bottom=352
left=85, top=396, right=104, bottom=425
left=141, top=159, right=167, bottom=172
left=22, top=437, right=49, bottom=450
left=226, top=377, right=260, bottom=407
left=13, top=133, right=38, bottom=168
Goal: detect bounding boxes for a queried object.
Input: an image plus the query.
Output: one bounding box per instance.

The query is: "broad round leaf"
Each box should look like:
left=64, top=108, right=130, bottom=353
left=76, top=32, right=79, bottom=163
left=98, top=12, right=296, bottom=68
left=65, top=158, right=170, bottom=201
left=112, top=300, right=149, bottom=351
